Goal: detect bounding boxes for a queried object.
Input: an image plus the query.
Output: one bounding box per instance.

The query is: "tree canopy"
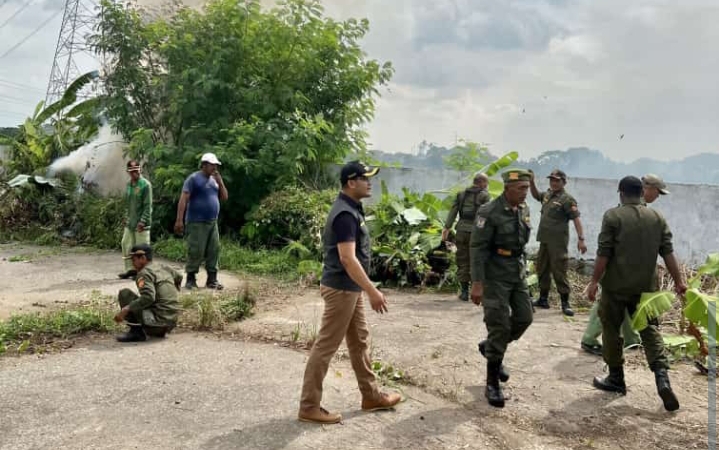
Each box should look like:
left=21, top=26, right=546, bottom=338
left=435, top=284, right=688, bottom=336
left=90, top=0, right=393, bottom=231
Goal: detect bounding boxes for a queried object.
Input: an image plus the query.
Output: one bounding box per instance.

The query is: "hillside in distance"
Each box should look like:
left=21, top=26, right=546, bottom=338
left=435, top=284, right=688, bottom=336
left=368, top=144, right=719, bottom=185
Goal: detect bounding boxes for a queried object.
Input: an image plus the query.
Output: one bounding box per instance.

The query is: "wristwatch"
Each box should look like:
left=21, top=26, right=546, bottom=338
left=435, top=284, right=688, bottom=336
left=578, top=236, right=585, bottom=241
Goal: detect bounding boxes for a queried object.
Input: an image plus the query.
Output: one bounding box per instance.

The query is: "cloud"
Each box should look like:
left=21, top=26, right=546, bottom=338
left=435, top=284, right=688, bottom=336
left=1, top=0, right=717, bottom=164
left=324, top=0, right=719, bottom=162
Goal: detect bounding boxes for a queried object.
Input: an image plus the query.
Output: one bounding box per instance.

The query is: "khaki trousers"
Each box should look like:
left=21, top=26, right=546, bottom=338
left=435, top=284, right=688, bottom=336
left=121, top=228, right=151, bottom=271
left=299, top=285, right=380, bottom=410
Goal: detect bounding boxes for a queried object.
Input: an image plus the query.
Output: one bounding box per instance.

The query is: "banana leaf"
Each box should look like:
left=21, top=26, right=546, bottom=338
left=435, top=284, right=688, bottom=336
left=476, top=151, right=519, bottom=177
left=631, top=291, right=675, bottom=331
left=683, top=288, right=719, bottom=340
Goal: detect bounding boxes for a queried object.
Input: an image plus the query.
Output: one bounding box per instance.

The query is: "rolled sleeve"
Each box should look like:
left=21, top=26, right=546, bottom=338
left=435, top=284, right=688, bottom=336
left=564, top=195, right=580, bottom=220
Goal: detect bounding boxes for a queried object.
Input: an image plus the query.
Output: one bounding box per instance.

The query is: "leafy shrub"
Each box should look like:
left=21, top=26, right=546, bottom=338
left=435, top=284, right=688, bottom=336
left=241, top=186, right=336, bottom=256
left=0, top=177, right=124, bottom=249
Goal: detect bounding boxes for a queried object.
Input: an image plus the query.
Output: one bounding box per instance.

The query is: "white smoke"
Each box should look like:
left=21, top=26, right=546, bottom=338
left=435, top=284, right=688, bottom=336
left=48, top=124, right=130, bottom=196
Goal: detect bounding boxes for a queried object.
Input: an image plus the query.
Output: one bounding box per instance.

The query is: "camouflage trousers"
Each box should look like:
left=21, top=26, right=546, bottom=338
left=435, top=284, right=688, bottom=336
left=121, top=228, right=150, bottom=271
left=536, top=242, right=570, bottom=294
left=482, top=279, right=534, bottom=362
left=598, top=290, right=668, bottom=371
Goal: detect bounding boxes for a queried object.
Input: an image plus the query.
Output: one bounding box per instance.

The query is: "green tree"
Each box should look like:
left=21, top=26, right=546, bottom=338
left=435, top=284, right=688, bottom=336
left=90, top=0, right=393, bottom=232
left=443, top=140, right=493, bottom=173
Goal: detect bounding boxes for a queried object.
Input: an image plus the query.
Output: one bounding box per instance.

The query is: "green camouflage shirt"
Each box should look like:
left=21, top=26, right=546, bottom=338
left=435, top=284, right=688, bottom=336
left=597, top=198, right=674, bottom=295
left=536, top=189, right=580, bottom=246
left=470, top=194, right=531, bottom=283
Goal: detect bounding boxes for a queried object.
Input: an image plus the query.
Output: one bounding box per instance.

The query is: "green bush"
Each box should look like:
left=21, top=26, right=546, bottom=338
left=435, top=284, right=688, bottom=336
left=0, top=179, right=124, bottom=249
left=241, top=186, right=336, bottom=256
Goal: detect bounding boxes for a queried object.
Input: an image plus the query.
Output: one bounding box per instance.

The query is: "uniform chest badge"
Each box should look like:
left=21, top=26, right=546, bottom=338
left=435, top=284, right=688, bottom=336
left=134, top=187, right=141, bottom=194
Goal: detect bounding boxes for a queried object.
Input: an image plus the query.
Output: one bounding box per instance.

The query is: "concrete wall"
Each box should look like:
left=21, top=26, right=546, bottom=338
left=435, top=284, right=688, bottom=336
left=367, top=166, right=719, bottom=266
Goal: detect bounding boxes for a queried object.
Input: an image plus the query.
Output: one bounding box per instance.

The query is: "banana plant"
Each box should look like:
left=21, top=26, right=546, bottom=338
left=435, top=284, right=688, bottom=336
left=0, top=71, right=102, bottom=175
left=631, top=253, right=719, bottom=371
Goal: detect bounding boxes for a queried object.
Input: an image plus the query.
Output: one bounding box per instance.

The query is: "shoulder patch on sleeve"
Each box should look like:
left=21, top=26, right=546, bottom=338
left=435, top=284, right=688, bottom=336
left=137, top=278, right=145, bottom=289
left=476, top=216, right=486, bottom=228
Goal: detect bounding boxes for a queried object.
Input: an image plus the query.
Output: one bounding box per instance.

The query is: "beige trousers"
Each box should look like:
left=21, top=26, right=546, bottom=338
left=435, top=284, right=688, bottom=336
left=299, top=285, right=380, bottom=410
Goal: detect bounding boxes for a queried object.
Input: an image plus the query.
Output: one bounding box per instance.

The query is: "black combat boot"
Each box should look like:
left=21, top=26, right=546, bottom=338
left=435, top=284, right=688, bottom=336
left=654, top=368, right=680, bottom=411
left=206, top=271, right=224, bottom=290
left=118, top=269, right=137, bottom=280
left=593, top=366, right=627, bottom=395
left=478, top=340, right=509, bottom=382
left=560, top=293, right=574, bottom=317
left=532, top=290, right=550, bottom=309
left=485, top=360, right=505, bottom=408
left=459, top=282, right=469, bottom=302
left=185, top=272, right=198, bottom=290
left=116, top=325, right=147, bottom=343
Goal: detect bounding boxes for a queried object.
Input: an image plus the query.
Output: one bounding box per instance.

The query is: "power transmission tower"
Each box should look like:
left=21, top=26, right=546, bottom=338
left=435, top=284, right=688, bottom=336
left=44, top=0, right=101, bottom=105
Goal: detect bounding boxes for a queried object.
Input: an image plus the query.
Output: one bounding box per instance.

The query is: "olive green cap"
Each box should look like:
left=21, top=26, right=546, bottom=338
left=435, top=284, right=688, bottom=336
left=501, top=169, right=532, bottom=184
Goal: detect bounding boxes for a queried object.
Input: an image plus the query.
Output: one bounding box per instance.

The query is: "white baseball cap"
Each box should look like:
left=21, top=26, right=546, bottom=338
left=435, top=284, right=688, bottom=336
left=200, top=152, right=221, bottom=165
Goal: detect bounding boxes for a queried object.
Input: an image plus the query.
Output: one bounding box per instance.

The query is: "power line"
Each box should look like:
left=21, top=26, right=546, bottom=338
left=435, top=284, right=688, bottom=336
left=45, top=0, right=101, bottom=105
left=0, top=79, right=46, bottom=93
left=0, top=0, right=34, bottom=31
left=0, top=92, right=39, bottom=103
left=0, top=9, right=63, bottom=60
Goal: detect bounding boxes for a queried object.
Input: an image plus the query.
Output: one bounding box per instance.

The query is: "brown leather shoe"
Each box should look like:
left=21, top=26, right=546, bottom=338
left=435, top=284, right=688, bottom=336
left=297, top=407, right=342, bottom=424
left=361, top=392, right=401, bottom=411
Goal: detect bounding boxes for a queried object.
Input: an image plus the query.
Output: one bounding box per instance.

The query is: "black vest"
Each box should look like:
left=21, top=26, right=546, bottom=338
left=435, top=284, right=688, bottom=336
left=320, top=194, right=371, bottom=292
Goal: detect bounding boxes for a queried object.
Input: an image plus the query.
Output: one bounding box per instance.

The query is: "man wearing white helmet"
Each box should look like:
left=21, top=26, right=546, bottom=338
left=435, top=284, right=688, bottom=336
left=174, top=152, right=229, bottom=290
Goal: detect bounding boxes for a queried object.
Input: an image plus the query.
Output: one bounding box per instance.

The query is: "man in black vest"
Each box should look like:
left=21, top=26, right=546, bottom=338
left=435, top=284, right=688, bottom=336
left=298, top=161, right=401, bottom=424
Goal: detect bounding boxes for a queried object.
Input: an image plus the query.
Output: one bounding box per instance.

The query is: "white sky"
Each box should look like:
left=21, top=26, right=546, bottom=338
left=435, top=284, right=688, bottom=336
left=1, top=0, right=717, bottom=162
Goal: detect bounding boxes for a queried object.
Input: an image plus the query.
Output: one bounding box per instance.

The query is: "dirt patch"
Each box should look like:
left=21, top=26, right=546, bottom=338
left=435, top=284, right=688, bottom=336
left=234, top=287, right=713, bottom=450
left=0, top=244, right=713, bottom=450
